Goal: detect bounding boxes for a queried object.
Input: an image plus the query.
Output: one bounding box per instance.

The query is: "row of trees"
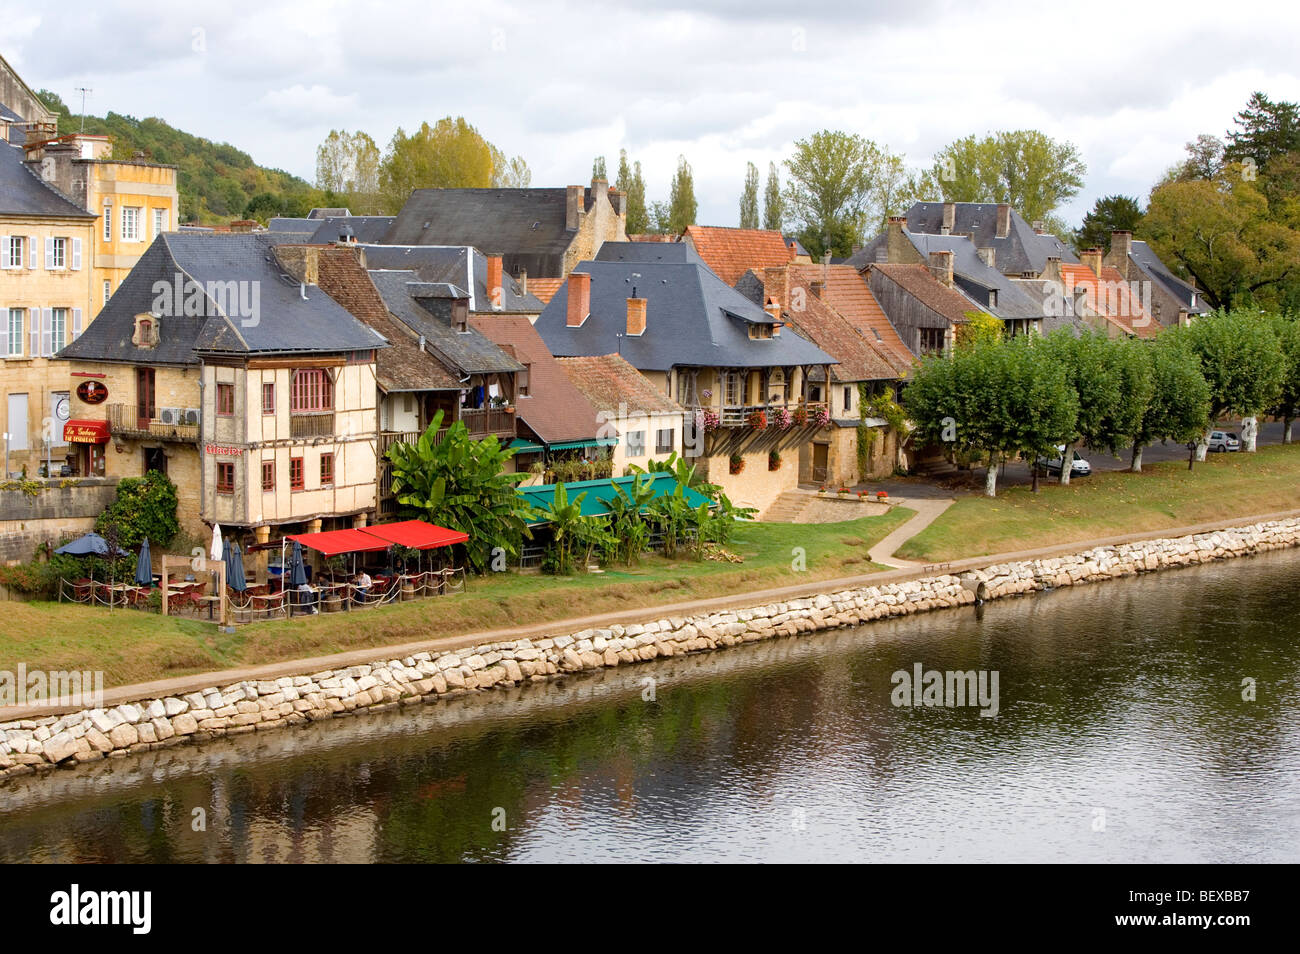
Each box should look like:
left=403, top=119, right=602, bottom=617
left=906, top=310, right=1300, bottom=496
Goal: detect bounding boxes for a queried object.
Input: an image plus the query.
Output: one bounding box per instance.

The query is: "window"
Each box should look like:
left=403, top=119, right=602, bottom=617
left=122, top=206, right=142, bottom=242
left=452, top=299, right=469, bottom=332
left=103, top=280, right=111, bottom=305
left=3, top=236, right=23, bottom=269
left=290, top=369, right=333, bottom=412
left=216, top=462, right=235, bottom=494
left=51, top=308, right=67, bottom=354
left=216, top=383, right=234, bottom=416
left=290, top=456, right=304, bottom=491
left=748, top=323, right=774, bottom=340
left=50, top=237, right=66, bottom=269
left=626, top=430, right=646, bottom=456
left=262, top=382, right=275, bottom=415
left=103, top=202, right=112, bottom=241
left=724, top=372, right=743, bottom=407
left=6, top=308, right=22, bottom=356
left=152, top=208, right=168, bottom=239
left=655, top=428, right=674, bottom=454
left=261, top=461, right=275, bottom=492
left=319, top=453, right=334, bottom=486
left=517, top=364, right=531, bottom=398
left=920, top=327, right=946, bottom=355
left=843, top=386, right=852, bottom=412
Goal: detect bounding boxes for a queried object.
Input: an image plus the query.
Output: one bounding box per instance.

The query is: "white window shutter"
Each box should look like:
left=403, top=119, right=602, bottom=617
left=44, top=237, right=54, bottom=269
left=72, top=308, right=83, bottom=340
left=0, top=310, right=8, bottom=357
left=28, top=237, right=36, bottom=269
left=30, top=308, right=39, bottom=356
left=41, top=308, right=52, bottom=357
left=0, top=237, right=9, bottom=269
left=71, top=238, right=82, bottom=270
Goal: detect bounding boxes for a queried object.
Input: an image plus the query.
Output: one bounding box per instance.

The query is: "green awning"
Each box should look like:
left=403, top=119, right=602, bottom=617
left=518, top=473, right=712, bottom=525
left=508, top=439, right=545, bottom=453
left=547, top=438, right=619, bottom=451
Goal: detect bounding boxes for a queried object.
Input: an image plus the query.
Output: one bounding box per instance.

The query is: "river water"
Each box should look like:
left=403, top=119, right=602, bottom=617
left=2, top=551, right=1299, bottom=863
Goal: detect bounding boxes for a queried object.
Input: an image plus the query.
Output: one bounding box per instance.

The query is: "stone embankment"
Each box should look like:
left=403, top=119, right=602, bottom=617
left=4, top=517, right=1298, bottom=781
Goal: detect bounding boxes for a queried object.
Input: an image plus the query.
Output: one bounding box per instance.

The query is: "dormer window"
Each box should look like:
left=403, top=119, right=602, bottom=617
left=989, top=290, right=998, bottom=308
left=748, top=323, right=775, bottom=340
left=132, top=313, right=160, bottom=348
left=452, top=299, right=469, bottom=333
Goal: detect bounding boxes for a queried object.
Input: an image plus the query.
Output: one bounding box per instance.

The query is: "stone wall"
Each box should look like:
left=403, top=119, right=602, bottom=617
left=5, top=516, right=1300, bottom=781
left=0, top=477, right=118, bottom=563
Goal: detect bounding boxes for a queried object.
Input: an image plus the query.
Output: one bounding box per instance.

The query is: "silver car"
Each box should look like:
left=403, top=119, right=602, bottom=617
left=1208, top=431, right=1240, bottom=453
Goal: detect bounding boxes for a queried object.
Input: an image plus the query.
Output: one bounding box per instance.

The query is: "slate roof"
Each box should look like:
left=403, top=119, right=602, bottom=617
left=555, top=353, right=686, bottom=416
left=0, top=139, right=96, bottom=218
left=468, top=315, right=603, bottom=444
left=1058, top=262, right=1160, bottom=339
left=681, top=225, right=792, bottom=285
left=367, top=268, right=523, bottom=377
left=868, top=264, right=985, bottom=326
left=307, top=216, right=395, bottom=245
left=359, top=244, right=545, bottom=313
left=885, top=201, right=1080, bottom=274
left=383, top=186, right=620, bottom=277
left=594, top=240, right=704, bottom=266
left=1128, top=240, right=1206, bottom=314
left=59, top=232, right=387, bottom=366
left=535, top=259, right=836, bottom=373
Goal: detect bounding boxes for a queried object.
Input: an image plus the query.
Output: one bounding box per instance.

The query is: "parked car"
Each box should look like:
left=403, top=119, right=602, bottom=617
left=1035, top=445, right=1091, bottom=477
left=1207, top=430, right=1240, bottom=452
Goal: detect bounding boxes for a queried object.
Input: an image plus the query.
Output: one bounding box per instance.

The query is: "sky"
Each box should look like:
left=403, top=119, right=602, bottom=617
left=4, top=0, right=1299, bottom=230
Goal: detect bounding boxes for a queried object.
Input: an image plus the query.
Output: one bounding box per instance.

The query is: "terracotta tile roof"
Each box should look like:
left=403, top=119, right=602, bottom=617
left=1059, top=263, right=1160, bottom=339
left=555, top=354, right=685, bottom=416
left=869, top=264, right=983, bottom=327
left=525, top=277, right=564, bottom=305
left=683, top=225, right=793, bottom=286
left=792, top=264, right=915, bottom=374
left=313, top=245, right=461, bottom=391
left=468, top=316, right=604, bottom=444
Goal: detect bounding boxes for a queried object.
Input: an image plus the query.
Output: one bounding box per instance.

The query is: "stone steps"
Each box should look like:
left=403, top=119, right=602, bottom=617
left=762, top=491, right=814, bottom=523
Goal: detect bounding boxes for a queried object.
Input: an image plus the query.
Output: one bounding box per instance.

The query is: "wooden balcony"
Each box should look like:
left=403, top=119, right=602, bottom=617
left=289, top=412, right=335, bottom=439
left=458, top=406, right=516, bottom=439
left=106, top=404, right=199, bottom=443
left=697, top=402, right=830, bottom=428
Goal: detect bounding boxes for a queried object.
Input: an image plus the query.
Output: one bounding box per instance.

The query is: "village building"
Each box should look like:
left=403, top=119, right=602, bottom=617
left=1103, top=230, right=1205, bottom=327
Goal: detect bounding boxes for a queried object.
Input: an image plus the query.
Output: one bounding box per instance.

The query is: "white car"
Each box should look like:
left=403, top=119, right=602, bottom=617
left=1035, top=445, right=1091, bottom=477
left=1208, top=430, right=1240, bottom=453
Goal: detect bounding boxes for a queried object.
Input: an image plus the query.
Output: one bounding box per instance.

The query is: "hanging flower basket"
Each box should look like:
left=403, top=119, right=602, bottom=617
left=695, top=407, right=720, bottom=433
left=813, top=406, right=831, bottom=428
left=729, top=453, right=745, bottom=475
left=746, top=410, right=767, bottom=430
left=792, top=406, right=810, bottom=426
left=770, top=407, right=792, bottom=430
left=768, top=449, right=782, bottom=471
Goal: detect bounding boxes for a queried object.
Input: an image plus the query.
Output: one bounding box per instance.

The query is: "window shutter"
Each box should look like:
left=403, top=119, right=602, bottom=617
left=28, top=237, right=36, bottom=269
left=41, top=308, right=53, bottom=357
left=44, top=237, right=54, bottom=269
left=0, top=310, right=9, bottom=357
left=30, top=308, right=40, bottom=357
left=1, top=237, right=9, bottom=269
left=72, top=308, right=83, bottom=340
left=71, top=238, right=82, bottom=270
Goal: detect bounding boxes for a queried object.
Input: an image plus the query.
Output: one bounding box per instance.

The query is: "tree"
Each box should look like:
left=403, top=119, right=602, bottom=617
left=955, top=310, right=1003, bottom=350
left=870, top=149, right=922, bottom=234
left=592, top=156, right=607, bottom=180
left=924, top=130, right=1086, bottom=224
left=763, top=161, right=784, bottom=232
left=1179, top=309, right=1286, bottom=457
left=739, top=162, right=760, bottom=229
left=667, top=156, right=697, bottom=234
left=541, top=482, right=613, bottom=575
left=95, top=470, right=180, bottom=549
left=1143, top=165, right=1300, bottom=310
left=378, top=117, right=501, bottom=213
left=1224, top=91, right=1300, bottom=167
left=1129, top=337, right=1211, bottom=471
left=1041, top=330, right=1127, bottom=485
left=1269, top=315, right=1300, bottom=443
left=616, top=151, right=649, bottom=234
left=315, top=129, right=380, bottom=205
left=386, top=411, right=536, bottom=570
left=493, top=154, right=531, bottom=188
left=783, top=130, right=880, bottom=258
left=904, top=335, right=1077, bottom=496
left=646, top=200, right=672, bottom=235
left=1177, top=133, right=1225, bottom=181
left=1077, top=195, right=1144, bottom=253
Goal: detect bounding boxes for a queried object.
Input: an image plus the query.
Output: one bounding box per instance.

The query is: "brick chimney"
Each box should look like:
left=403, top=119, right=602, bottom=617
left=1109, top=230, right=1134, bottom=265
left=977, top=246, right=996, bottom=269
left=565, top=271, right=591, bottom=327
left=1081, top=247, right=1103, bottom=277
left=929, top=250, right=954, bottom=287
left=886, top=216, right=915, bottom=264
left=995, top=203, right=1011, bottom=239
left=486, top=254, right=503, bottom=310
left=565, top=185, right=585, bottom=231
left=626, top=296, right=646, bottom=335
left=810, top=279, right=825, bottom=298
left=941, top=203, right=955, bottom=235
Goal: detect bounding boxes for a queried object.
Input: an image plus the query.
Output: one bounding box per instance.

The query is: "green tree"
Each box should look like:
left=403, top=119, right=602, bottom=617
left=493, top=154, right=531, bottom=188
left=1224, top=91, right=1300, bottom=167
left=924, top=130, right=1086, bottom=224
left=315, top=129, right=380, bottom=206
left=783, top=130, right=881, bottom=258
left=667, top=156, right=697, bottom=234
left=616, top=150, right=648, bottom=234
left=1128, top=336, right=1210, bottom=471
left=1179, top=309, right=1286, bottom=457
left=1269, top=315, right=1300, bottom=443
left=763, top=161, right=784, bottom=232
left=1077, top=195, right=1144, bottom=253
left=378, top=117, right=502, bottom=213
left=1176, top=133, right=1226, bottom=181
left=387, top=412, right=535, bottom=570
left=592, top=156, right=607, bottom=179
left=1041, top=330, right=1129, bottom=484
left=95, top=470, right=180, bottom=549
left=739, top=161, right=760, bottom=229
left=541, top=482, right=613, bottom=575
left=955, top=310, right=1003, bottom=349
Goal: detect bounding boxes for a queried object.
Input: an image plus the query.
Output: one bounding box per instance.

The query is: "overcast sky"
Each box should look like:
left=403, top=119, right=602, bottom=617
left=4, top=0, right=1299, bottom=229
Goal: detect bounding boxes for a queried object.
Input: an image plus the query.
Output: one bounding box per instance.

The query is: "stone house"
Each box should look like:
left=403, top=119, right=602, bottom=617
left=1103, top=230, right=1206, bottom=328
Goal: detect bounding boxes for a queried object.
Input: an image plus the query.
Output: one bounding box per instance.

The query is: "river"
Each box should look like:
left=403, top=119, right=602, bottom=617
left=2, top=550, right=1299, bottom=863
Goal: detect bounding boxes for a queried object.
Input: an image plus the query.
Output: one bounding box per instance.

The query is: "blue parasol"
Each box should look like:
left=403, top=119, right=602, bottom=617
left=135, top=537, right=153, bottom=586
left=225, top=541, right=247, bottom=592
left=55, top=532, right=129, bottom=557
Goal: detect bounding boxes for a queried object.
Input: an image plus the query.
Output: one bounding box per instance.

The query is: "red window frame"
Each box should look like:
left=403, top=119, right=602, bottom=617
left=290, top=456, right=304, bottom=491
left=261, top=460, right=275, bottom=492
left=319, top=452, right=334, bottom=486
left=216, top=383, right=235, bottom=416
left=290, top=369, right=333, bottom=413
left=262, top=382, right=275, bottom=415
left=216, top=462, right=235, bottom=494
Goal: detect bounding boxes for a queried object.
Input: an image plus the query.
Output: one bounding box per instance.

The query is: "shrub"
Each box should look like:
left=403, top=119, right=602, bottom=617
left=729, top=453, right=745, bottom=474
left=768, top=449, right=782, bottom=471
left=95, top=469, right=180, bottom=549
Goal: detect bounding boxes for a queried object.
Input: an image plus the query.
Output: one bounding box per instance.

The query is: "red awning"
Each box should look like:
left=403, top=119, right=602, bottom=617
left=287, top=528, right=392, bottom=558
left=359, top=520, right=469, bottom=550
left=64, top=419, right=109, bottom=444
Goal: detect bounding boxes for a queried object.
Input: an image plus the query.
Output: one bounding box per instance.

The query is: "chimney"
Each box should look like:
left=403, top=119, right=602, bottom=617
left=762, top=266, right=789, bottom=311
left=565, top=271, right=591, bottom=327
left=977, top=246, right=996, bottom=269
left=1042, top=256, right=1062, bottom=283
left=1032, top=220, right=1044, bottom=234
left=928, top=250, right=954, bottom=287
left=518, top=267, right=527, bottom=296
left=610, top=189, right=627, bottom=217
left=626, top=296, right=647, bottom=335
left=273, top=245, right=320, bottom=286
left=995, top=203, right=1011, bottom=239
left=566, top=185, right=585, bottom=231
left=592, top=176, right=609, bottom=207
left=886, top=216, right=915, bottom=264
left=941, top=203, right=955, bottom=235
left=1109, top=230, right=1133, bottom=264
left=810, top=280, right=825, bottom=298
left=1081, top=247, right=1103, bottom=277
left=486, top=254, right=503, bottom=310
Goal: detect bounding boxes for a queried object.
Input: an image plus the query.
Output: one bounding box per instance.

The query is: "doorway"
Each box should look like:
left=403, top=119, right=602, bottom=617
left=812, top=443, right=829, bottom=483
left=144, top=446, right=167, bottom=475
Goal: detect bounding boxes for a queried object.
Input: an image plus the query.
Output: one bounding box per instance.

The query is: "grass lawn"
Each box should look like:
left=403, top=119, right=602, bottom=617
left=897, top=443, right=1300, bottom=562
left=1, top=507, right=914, bottom=689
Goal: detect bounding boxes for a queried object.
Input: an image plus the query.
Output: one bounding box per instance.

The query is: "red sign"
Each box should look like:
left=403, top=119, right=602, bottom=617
left=64, top=420, right=109, bottom=444
left=205, top=444, right=243, bottom=456
left=76, top=380, right=109, bottom=405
